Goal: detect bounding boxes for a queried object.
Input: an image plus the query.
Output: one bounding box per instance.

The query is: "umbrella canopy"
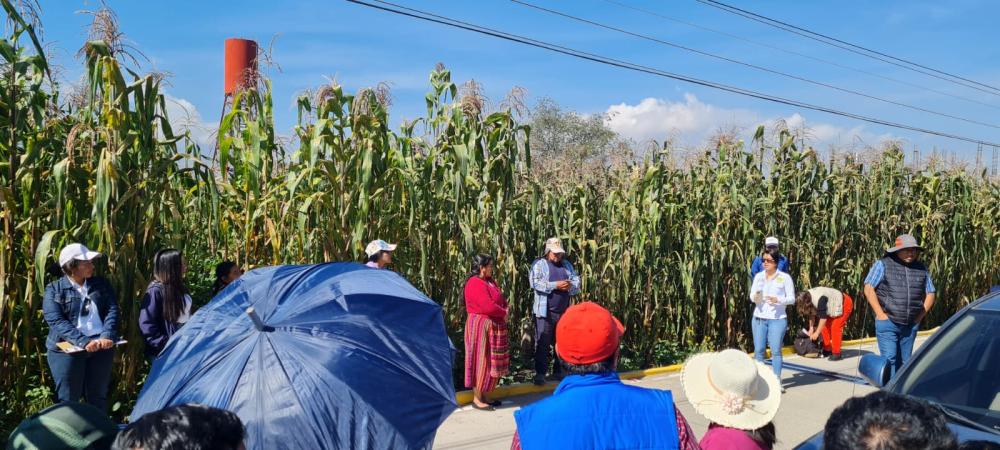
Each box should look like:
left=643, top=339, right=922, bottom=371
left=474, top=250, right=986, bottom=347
left=130, top=263, right=457, bottom=449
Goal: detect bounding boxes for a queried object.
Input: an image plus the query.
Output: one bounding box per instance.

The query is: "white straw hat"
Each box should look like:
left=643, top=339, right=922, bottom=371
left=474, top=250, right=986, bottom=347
left=681, top=349, right=782, bottom=430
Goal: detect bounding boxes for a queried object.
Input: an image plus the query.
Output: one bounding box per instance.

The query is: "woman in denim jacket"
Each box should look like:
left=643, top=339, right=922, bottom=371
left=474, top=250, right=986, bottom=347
left=42, top=243, right=119, bottom=411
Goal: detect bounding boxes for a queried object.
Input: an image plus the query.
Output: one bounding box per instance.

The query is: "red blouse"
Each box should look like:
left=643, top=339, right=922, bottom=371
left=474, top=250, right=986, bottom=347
left=464, top=276, right=508, bottom=320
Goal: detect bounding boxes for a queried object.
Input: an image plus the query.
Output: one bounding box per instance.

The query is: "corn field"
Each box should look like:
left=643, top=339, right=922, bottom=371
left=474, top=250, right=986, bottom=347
left=2, top=1, right=999, bottom=432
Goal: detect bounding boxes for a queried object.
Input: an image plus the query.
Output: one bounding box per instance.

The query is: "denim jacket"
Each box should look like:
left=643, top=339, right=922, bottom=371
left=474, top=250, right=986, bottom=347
left=42, top=276, right=119, bottom=352
left=529, top=258, right=581, bottom=318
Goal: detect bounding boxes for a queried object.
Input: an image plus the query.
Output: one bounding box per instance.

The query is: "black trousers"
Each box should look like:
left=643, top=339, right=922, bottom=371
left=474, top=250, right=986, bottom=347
left=534, top=311, right=563, bottom=377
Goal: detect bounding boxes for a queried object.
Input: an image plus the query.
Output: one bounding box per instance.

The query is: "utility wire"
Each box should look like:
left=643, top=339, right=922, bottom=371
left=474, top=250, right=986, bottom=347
left=511, top=0, right=1000, bottom=130
left=695, top=0, right=1000, bottom=98
left=601, top=0, right=1000, bottom=112
left=345, top=0, right=1000, bottom=147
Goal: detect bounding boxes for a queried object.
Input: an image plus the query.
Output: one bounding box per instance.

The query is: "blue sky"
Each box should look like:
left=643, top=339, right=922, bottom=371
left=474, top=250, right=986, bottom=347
left=38, top=0, right=1000, bottom=163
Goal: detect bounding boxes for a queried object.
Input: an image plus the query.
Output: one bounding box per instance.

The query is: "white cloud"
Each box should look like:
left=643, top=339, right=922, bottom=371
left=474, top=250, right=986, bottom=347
left=163, top=95, right=217, bottom=155
left=604, top=94, right=897, bottom=150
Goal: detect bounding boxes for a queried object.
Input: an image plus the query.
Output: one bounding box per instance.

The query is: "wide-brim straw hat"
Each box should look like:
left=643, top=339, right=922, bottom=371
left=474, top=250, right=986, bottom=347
left=681, top=349, right=781, bottom=431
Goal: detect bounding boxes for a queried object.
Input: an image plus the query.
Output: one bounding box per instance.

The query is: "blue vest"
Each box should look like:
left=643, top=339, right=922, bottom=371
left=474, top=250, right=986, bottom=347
left=514, top=372, right=680, bottom=450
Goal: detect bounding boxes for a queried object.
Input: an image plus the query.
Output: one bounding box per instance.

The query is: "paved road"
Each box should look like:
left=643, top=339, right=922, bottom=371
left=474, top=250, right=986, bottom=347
left=433, top=337, right=927, bottom=450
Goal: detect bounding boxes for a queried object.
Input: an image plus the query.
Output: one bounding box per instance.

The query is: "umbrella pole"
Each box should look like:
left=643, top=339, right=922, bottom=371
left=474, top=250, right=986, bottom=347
left=246, top=307, right=273, bottom=332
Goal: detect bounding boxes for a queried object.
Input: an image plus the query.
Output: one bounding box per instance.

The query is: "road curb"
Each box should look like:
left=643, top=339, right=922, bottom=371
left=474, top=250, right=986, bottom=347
left=455, top=327, right=938, bottom=406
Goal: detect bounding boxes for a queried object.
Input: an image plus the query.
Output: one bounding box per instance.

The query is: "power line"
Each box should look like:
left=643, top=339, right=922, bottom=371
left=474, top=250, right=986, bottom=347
left=345, top=0, right=1000, bottom=147
left=511, top=0, right=1000, bottom=130
left=694, top=0, right=1000, bottom=98
left=601, top=0, right=1000, bottom=112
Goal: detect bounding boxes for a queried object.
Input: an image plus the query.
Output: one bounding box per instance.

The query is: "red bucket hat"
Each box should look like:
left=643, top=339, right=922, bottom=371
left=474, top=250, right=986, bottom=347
left=555, top=302, right=626, bottom=365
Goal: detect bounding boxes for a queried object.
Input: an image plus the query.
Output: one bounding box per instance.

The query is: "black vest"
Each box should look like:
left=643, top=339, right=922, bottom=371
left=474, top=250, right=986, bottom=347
left=874, top=255, right=928, bottom=325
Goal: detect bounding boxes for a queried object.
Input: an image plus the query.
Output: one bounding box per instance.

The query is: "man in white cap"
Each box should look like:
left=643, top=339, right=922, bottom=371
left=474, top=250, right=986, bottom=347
left=863, top=233, right=935, bottom=377
left=749, top=236, right=789, bottom=281
left=529, top=237, right=580, bottom=385
left=364, top=239, right=397, bottom=270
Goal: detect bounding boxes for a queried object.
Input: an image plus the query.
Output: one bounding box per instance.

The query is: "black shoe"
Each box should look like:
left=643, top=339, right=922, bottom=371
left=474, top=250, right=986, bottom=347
left=472, top=403, right=495, bottom=411
left=532, top=375, right=546, bottom=386
left=828, top=353, right=843, bottom=361
left=488, top=400, right=502, bottom=407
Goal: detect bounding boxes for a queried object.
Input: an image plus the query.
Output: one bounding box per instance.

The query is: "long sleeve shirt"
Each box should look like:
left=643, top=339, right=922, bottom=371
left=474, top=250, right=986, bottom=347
left=464, top=276, right=508, bottom=321
left=529, top=259, right=581, bottom=318
left=749, top=270, right=795, bottom=320
left=42, top=276, right=119, bottom=351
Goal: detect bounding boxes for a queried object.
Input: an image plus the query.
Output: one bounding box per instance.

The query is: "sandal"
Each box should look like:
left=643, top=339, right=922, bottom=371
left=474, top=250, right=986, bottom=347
left=472, top=403, right=495, bottom=411
left=488, top=400, right=502, bottom=407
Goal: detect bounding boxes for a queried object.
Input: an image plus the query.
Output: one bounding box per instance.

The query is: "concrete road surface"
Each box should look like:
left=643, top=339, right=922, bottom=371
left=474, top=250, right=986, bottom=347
left=434, top=336, right=927, bottom=450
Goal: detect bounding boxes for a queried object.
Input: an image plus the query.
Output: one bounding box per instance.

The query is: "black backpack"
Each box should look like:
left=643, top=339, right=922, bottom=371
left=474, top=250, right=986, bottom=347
left=794, top=330, right=821, bottom=358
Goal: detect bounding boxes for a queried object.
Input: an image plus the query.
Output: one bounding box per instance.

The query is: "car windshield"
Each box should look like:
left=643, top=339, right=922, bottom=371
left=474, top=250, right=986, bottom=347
left=892, top=309, right=1000, bottom=434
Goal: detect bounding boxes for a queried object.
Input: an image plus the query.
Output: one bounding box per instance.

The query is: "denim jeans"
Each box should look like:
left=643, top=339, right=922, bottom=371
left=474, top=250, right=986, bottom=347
left=875, top=319, right=918, bottom=377
left=752, top=317, right=787, bottom=380
left=47, top=348, right=115, bottom=411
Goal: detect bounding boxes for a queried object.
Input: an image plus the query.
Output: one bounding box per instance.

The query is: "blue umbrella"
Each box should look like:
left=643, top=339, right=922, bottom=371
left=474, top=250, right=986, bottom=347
left=130, top=263, right=457, bottom=449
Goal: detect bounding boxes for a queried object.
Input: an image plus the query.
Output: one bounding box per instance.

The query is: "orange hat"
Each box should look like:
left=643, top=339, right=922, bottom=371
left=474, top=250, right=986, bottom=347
left=555, top=302, right=626, bottom=365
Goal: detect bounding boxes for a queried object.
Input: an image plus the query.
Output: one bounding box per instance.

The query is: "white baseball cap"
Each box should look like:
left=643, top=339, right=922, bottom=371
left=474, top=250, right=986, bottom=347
left=764, top=237, right=779, bottom=247
left=58, top=243, right=102, bottom=267
left=365, top=239, right=397, bottom=257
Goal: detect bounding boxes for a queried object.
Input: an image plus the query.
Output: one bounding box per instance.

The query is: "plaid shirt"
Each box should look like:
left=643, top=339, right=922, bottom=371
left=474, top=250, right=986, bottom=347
left=510, top=405, right=701, bottom=450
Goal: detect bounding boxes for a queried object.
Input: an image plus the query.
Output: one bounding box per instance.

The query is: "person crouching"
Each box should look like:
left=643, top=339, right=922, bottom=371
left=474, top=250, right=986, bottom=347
left=796, top=287, right=855, bottom=361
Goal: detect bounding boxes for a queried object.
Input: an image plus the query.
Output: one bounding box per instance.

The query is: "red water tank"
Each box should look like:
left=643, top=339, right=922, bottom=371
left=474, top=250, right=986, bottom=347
left=224, top=38, right=258, bottom=94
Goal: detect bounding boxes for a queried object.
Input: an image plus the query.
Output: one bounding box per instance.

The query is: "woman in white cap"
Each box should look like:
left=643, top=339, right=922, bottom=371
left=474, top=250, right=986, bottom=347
left=682, top=349, right=781, bottom=450
left=41, top=243, right=120, bottom=411
left=365, top=239, right=397, bottom=269
left=749, top=246, right=794, bottom=387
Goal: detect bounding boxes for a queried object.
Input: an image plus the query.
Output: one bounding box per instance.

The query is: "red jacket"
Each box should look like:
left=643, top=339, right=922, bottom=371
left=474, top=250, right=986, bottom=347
left=464, top=276, right=508, bottom=320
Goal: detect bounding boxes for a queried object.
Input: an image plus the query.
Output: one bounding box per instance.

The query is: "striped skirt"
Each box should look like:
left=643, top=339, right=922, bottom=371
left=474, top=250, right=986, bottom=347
left=464, top=313, right=509, bottom=393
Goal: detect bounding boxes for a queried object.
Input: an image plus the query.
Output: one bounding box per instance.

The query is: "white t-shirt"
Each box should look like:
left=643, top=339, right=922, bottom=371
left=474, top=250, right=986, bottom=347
left=70, top=278, right=104, bottom=337
left=176, top=294, right=193, bottom=324
left=749, top=270, right=795, bottom=320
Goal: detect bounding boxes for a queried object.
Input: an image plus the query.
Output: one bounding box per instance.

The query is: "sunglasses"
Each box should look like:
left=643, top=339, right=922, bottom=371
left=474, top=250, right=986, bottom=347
left=80, top=295, right=93, bottom=316
left=762, top=258, right=776, bottom=264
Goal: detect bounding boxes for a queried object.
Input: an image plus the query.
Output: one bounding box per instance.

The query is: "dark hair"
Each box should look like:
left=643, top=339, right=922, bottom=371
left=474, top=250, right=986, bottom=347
left=368, top=251, right=382, bottom=263
left=468, top=254, right=494, bottom=279
left=796, top=291, right=817, bottom=318
left=959, top=441, right=1000, bottom=450
left=53, top=261, right=71, bottom=278
left=112, top=403, right=245, bottom=450
left=823, top=391, right=957, bottom=450
left=212, top=261, right=238, bottom=295
left=152, top=249, right=187, bottom=324
left=558, top=354, right=617, bottom=376
left=748, top=422, right=777, bottom=450
left=710, top=422, right=776, bottom=450
left=762, top=247, right=782, bottom=266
